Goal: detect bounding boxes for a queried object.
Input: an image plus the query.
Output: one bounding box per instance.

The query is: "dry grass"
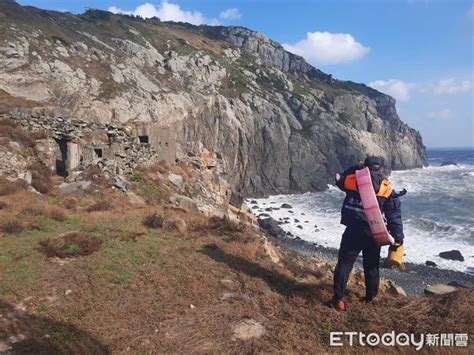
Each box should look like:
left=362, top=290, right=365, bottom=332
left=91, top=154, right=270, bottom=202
left=29, top=162, right=53, bottom=194
left=86, top=200, right=113, bottom=213
left=1, top=220, right=24, bottom=234
left=48, top=208, right=66, bottom=222
left=0, top=186, right=472, bottom=353
left=38, top=232, right=102, bottom=258
left=194, top=216, right=248, bottom=243
left=62, top=198, right=77, bottom=210
left=0, top=90, right=39, bottom=114
left=18, top=205, right=66, bottom=222
left=143, top=212, right=163, bottom=229
left=20, top=206, right=45, bottom=217
left=0, top=121, right=38, bottom=147
left=0, top=176, right=28, bottom=196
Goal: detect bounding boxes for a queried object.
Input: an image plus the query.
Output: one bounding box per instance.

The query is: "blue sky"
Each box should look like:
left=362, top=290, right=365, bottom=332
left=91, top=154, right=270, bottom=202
left=18, top=0, right=474, bottom=147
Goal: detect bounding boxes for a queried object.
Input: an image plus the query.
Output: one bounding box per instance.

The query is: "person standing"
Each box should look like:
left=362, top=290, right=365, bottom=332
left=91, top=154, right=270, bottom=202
left=332, top=156, right=404, bottom=311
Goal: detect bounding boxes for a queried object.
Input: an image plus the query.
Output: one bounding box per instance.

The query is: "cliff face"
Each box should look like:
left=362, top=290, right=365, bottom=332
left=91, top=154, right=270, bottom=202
left=0, top=1, right=427, bottom=196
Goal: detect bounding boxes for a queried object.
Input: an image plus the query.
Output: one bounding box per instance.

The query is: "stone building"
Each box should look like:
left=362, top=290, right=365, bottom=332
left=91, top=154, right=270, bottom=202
left=10, top=108, right=176, bottom=179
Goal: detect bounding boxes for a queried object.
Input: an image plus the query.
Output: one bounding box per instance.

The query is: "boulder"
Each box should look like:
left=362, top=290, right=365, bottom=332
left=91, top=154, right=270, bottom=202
left=258, top=217, right=286, bottom=239
left=169, top=194, right=199, bottom=212
left=168, top=173, right=185, bottom=191
left=232, top=319, right=265, bottom=340
left=8, top=141, right=21, bottom=152
left=439, top=250, right=464, bottom=262
left=59, top=181, right=91, bottom=195
left=109, top=177, right=131, bottom=192
left=280, top=203, right=292, bottom=209
left=387, top=281, right=407, bottom=297
left=425, top=260, right=437, bottom=267
left=164, top=217, right=187, bottom=234
left=424, top=284, right=457, bottom=296
left=440, top=161, right=457, bottom=166
left=263, top=238, right=281, bottom=264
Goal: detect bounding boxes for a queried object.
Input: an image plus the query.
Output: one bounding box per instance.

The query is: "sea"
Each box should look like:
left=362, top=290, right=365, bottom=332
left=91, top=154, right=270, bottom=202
left=252, top=148, right=474, bottom=274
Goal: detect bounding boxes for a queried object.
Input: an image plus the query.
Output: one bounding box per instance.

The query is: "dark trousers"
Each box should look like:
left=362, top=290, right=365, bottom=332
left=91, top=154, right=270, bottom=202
left=333, top=226, right=381, bottom=300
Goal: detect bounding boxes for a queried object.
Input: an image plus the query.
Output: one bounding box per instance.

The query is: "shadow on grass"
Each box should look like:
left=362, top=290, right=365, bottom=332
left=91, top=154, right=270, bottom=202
left=201, top=244, right=332, bottom=302
left=0, top=300, right=109, bottom=354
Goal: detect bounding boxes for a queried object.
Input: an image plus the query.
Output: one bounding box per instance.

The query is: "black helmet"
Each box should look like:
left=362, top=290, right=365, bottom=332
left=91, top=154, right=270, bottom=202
left=364, top=156, right=384, bottom=170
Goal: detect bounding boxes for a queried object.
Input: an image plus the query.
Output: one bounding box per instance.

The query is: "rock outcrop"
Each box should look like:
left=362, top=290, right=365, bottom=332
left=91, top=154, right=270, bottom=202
left=0, top=1, right=427, bottom=197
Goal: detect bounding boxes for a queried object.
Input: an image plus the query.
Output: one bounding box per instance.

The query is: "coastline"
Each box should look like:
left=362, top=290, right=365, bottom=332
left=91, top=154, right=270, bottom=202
left=258, top=217, right=474, bottom=296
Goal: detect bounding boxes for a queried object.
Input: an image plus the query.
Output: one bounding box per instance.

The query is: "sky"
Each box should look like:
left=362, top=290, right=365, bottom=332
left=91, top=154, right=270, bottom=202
left=17, top=0, right=474, bottom=148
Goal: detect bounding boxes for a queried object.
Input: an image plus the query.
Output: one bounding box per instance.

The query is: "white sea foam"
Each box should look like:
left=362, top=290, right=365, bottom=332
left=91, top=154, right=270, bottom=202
left=252, top=164, right=474, bottom=274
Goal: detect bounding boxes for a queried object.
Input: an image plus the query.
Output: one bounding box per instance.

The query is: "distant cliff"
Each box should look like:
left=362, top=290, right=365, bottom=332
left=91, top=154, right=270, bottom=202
left=0, top=1, right=427, bottom=196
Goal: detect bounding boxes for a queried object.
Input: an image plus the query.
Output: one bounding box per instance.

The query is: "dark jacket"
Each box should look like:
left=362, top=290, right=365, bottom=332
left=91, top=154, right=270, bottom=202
left=335, top=166, right=404, bottom=243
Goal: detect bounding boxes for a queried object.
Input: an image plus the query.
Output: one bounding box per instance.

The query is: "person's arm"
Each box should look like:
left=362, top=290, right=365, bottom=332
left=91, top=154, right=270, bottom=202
left=335, top=165, right=359, bottom=191
left=383, top=193, right=404, bottom=244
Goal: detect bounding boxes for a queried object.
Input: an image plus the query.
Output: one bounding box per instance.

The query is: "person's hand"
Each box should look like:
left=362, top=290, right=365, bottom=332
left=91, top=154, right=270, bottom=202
left=389, top=241, right=403, bottom=251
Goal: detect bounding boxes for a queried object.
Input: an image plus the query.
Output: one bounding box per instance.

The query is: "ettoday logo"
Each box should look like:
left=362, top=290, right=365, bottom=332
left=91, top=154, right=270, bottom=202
left=329, top=332, right=468, bottom=350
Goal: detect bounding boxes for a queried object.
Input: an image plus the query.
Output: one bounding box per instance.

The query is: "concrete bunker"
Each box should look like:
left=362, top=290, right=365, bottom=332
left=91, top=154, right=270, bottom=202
left=54, top=139, right=80, bottom=177
left=134, top=123, right=176, bottom=163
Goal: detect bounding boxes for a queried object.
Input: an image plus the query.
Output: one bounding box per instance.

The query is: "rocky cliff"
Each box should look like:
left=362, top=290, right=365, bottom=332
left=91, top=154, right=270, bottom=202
left=0, top=1, right=427, bottom=196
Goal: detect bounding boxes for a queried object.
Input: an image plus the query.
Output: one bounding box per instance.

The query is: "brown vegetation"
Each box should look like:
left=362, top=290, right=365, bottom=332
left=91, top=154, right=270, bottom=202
left=19, top=205, right=66, bottom=222
left=0, top=162, right=471, bottom=353
left=192, top=216, right=254, bottom=243
left=48, top=207, right=67, bottom=222
left=0, top=176, right=28, bottom=196
left=1, top=220, right=24, bottom=234
left=38, top=232, right=102, bottom=258
left=62, top=198, right=77, bottom=210
left=86, top=200, right=113, bottom=213
left=0, top=119, right=46, bottom=147
left=143, top=212, right=164, bottom=229
left=29, top=162, right=53, bottom=194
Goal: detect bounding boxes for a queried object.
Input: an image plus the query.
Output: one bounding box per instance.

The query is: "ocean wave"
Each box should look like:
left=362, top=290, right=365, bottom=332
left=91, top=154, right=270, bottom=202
left=252, top=183, right=474, bottom=274
left=408, top=218, right=461, bottom=233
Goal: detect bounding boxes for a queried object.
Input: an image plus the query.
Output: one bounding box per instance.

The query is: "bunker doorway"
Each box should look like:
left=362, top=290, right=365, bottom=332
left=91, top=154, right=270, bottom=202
left=55, top=139, right=69, bottom=177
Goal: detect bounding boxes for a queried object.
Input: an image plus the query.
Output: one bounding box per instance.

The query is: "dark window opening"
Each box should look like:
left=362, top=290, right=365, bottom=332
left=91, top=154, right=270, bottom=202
left=139, top=135, right=149, bottom=144
left=94, top=148, right=103, bottom=158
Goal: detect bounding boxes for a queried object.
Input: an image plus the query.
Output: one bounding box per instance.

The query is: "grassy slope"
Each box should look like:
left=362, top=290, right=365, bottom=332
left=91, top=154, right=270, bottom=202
left=0, top=185, right=473, bottom=353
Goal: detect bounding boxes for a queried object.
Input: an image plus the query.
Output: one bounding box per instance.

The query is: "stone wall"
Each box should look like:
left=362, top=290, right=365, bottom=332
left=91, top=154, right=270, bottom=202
left=10, top=107, right=177, bottom=181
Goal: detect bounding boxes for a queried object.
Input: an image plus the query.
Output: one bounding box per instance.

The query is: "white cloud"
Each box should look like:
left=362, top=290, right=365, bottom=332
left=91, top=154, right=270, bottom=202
left=219, top=8, right=241, bottom=20
left=368, top=79, right=414, bottom=102
left=282, top=32, right=370, bottom=65
left=108, top=1, right=215, bottom=25
left=432, top=78, right=472, bottom=95
left=428, top=108, right=455, bottom=120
